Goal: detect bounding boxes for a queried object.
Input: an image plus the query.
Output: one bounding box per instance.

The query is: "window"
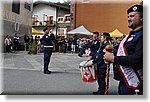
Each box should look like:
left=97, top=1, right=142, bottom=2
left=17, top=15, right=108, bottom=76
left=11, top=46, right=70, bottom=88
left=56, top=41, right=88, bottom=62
left=66, top=16, right=70, bottom=22
left=47, top=16, right=53, bottom=24
left=63, top=15, right=71, bottom=22
left=12, top=0, right=20, bottom=14
left=57, top=17, right=64, bottom=23
left=15, top=23, right=20, bottom=31
left=50, top=16, right=53, bottom=24
left=58, top=28, right=64, bottom=35
left=24, top=2, right=31, bottom=11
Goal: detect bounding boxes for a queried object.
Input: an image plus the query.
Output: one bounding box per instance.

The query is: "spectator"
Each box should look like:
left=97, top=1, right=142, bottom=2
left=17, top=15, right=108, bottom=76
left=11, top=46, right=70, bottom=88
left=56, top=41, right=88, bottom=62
left=4, top=35, right=12, bottom=53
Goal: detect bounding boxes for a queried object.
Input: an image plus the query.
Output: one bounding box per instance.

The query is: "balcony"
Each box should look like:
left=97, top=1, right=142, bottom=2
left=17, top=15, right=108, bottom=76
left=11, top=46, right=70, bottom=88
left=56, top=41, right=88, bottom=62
left=57, top=22, right=70, bottom=28
left=32, top=21, right=56, bottom=27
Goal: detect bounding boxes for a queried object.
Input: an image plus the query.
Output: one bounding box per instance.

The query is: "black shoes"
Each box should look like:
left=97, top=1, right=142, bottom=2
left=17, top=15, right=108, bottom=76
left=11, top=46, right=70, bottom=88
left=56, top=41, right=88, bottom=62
left=44, top=70, right=52, bottom=74
left=93, top=91, right=105, bottom=95
left=93, top=91, right=99, bottom=95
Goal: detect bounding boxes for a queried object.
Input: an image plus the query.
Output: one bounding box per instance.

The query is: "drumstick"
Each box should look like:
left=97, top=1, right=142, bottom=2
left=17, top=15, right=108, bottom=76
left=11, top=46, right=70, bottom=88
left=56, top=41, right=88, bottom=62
left=105, top=45, right=113, bottom=95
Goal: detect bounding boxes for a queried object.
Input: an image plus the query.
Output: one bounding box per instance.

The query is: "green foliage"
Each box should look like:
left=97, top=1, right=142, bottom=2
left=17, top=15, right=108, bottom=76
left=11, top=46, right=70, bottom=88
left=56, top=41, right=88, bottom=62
left=56, top=0, right=71, bottom=8
left=28, top=40, right=37, bottom=54
left=63, top=0, right=71, bottom=7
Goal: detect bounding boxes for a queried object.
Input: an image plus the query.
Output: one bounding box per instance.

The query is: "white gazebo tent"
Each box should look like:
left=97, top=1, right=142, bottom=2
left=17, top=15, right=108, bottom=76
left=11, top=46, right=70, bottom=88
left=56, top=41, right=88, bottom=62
left=67, top=25, right=92, bottom=35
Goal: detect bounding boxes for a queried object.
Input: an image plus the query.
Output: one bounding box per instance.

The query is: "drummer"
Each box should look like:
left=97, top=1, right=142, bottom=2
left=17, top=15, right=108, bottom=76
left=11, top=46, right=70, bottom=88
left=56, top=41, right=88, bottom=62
left=87, top=32, right=111, bottom=95
left=87, top=31, right=101, bottom=57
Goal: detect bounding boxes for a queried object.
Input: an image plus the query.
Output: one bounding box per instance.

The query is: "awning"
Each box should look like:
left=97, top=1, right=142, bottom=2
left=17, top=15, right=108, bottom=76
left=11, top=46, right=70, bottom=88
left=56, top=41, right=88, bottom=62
left=109, top=29, right=123, bottom=37
left=32, top=28, right=43, bottom=35
left=67, top=25, right=92, bottom=35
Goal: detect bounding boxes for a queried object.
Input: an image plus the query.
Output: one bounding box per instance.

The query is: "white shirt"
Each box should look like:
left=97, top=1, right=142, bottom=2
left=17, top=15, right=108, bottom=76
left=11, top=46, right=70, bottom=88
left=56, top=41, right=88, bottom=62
left=5, top=38, right=12, bottom=45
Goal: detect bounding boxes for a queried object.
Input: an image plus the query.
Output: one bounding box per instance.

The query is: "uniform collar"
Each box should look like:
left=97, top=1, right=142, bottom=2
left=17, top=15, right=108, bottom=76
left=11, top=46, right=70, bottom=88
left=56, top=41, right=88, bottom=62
left=129, top=27, right=143, bottom=36
left=130, top=27, right=143, bottom=33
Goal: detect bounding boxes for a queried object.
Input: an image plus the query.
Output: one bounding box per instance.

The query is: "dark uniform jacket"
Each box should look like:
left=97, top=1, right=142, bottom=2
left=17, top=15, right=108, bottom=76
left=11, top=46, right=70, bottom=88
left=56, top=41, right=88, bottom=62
left=87, top=39, right=101, bottom=57
left=91, top=41, right=110, bottom=67
left=113, top=28, right=143, bottom=81
left=42, top=33, right=55, bottom=50
left=13, top=36, right=19, bottom=45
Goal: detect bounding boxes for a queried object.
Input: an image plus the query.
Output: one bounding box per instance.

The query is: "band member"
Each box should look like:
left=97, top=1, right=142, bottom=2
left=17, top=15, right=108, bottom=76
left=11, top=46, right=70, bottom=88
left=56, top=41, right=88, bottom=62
left=87, top=32, right=101, bottom=57
left=42, top=28, right=55, bottom=74
left=104, top=5, right=143, bottom=95
left=88, top=32, right=111, bottom=95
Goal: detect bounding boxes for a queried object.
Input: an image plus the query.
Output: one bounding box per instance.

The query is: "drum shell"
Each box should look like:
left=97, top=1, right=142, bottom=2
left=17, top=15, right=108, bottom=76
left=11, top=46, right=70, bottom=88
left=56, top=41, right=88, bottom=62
left=79, top=61, right=98, bottom=82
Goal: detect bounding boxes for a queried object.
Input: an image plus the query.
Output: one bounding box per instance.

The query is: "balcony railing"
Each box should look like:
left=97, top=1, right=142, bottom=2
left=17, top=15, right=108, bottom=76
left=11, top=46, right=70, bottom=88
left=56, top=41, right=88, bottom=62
left=32, top=21, right=71, bottom=28
left=32, top=21, right=56, bottom=27
left=57, top=22, right=70, bottom=28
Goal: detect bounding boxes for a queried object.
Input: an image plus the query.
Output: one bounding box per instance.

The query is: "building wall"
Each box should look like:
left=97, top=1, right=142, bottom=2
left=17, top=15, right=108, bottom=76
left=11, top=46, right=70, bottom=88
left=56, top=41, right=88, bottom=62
left=58, top=8, right=70, bottom=17
left=74, top=0, right=142, bottom=35
left=33, top=3, right=70, bottom=36
left=2, top=0, right=32, bottom=34
left=1, top=0, right=33, bottom=51
left=33, top=4, right=57, bottom=21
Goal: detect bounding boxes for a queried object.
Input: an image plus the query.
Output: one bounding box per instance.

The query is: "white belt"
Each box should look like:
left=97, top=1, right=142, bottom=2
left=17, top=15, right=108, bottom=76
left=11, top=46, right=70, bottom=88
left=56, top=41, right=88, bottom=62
left=44, top=46, right=54, bottom=48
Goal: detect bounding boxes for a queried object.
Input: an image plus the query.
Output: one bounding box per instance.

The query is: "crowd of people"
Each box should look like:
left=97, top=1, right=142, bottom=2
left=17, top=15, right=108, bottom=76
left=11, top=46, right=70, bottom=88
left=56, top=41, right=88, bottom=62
left=4, top=32, right=122, bottom=55
left=4, top=33, right=34, bottom=53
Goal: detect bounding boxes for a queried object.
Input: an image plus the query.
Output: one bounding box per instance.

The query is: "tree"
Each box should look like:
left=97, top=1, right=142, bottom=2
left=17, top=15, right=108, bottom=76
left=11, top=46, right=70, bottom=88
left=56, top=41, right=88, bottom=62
left=63, top=0, right=71, bottom=7
left=55, top=0, right=71, bottom=8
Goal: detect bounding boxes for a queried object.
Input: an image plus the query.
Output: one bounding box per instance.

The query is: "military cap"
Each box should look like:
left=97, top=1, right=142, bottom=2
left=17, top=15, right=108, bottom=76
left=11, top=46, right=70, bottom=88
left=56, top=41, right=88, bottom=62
left=127, top=5, right=143, bottom=14
left=101, top=32, right=110, bottom=38
left=93, top=31, right=99, bottom=35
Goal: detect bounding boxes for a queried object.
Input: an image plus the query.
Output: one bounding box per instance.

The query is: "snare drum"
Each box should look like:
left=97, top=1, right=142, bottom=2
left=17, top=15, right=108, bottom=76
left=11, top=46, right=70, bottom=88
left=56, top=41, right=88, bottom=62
left=79, top=60, right=98, bottom=82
